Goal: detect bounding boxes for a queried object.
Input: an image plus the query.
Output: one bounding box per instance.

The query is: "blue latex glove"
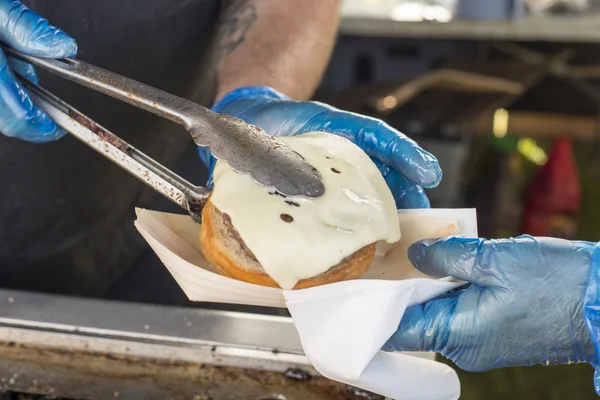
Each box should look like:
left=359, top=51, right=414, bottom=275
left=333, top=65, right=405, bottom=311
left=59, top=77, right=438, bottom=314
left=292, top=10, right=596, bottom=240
left=383, top=236, right=600, bottom=390
left=0, top=0, right=77, bottom=142
left=199, top=86, right=442, bottom=208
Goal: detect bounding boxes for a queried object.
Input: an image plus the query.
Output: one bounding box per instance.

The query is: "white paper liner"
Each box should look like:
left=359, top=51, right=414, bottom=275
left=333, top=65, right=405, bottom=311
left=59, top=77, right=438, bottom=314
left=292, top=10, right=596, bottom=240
left=135, top=207, right=476, bottom=400
left=134, top=208, right=477, bottom=308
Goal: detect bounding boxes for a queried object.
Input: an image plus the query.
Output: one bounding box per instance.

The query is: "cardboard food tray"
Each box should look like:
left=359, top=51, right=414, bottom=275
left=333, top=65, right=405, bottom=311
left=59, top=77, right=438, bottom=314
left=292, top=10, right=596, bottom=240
left=135, top=208, right=477, bottom=309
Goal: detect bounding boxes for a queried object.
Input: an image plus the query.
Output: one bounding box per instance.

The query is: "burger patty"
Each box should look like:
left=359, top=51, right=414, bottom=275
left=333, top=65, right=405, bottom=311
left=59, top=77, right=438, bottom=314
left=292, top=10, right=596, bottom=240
left=220, top=210, right=369, bottom=273
left=222, top=212, right=259, bottom=263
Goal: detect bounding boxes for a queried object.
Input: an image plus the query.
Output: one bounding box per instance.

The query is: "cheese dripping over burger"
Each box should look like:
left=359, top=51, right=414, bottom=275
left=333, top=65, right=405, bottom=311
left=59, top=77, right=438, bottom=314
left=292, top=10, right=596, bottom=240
left=202, top=132, right=401, bottom=290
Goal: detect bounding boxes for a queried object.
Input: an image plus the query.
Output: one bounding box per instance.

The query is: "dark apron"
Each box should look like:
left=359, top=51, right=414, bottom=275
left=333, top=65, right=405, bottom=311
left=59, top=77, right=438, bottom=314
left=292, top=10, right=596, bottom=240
left=0, top=0, right=219, bottom=298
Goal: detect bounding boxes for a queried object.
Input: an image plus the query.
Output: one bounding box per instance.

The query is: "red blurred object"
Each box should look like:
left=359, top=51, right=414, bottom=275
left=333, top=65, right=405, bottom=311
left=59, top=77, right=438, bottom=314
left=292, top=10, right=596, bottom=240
left=522, top=138, right=581, bottom=238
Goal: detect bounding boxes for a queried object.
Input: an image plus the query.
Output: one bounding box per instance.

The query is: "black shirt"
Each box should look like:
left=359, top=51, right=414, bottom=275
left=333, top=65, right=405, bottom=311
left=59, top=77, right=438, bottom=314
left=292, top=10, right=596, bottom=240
left=0, top=0, right=220, bottom=295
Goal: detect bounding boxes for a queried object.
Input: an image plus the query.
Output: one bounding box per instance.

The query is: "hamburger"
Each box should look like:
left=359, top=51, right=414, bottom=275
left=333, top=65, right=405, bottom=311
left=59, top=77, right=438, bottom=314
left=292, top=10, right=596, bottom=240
left=199, top=132, right=401, bottom=290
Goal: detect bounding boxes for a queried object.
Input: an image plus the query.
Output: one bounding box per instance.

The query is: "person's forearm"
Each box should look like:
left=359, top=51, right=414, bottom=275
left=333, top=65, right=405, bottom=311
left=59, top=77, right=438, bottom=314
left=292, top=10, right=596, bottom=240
left=213, top=0, right=341, bottom=102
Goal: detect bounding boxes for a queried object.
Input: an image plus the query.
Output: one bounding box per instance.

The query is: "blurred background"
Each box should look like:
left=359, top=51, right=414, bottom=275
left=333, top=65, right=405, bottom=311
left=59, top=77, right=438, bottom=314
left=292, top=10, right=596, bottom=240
left=6, top=1, right=599, bottom=399
left=319, top=0, right=600, bottom=397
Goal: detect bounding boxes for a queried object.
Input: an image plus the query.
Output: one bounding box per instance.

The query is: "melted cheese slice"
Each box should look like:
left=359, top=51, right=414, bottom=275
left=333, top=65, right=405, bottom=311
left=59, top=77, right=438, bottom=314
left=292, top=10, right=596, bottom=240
left=210, top=132, right=401, bottom=289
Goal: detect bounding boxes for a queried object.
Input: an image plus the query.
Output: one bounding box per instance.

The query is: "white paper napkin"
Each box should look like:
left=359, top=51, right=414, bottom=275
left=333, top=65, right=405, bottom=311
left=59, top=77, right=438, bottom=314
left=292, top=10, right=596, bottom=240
left=284, top=279, right=463, bottom=400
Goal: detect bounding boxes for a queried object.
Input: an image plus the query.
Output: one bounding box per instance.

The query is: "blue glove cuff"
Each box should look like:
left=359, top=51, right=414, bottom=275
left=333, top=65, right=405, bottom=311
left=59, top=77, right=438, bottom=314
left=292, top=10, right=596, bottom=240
left=583, top=242, right=600, bottom=395
left=211, top=85, right=290, bottom=113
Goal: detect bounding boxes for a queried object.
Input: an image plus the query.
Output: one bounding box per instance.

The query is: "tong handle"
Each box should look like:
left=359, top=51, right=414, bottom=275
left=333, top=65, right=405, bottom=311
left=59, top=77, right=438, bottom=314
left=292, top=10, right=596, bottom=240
left=4, top=46, right=326, bottom=199
left=3, top=46, right=203, bottom=130
left=21, top=78, right=209, bottom=222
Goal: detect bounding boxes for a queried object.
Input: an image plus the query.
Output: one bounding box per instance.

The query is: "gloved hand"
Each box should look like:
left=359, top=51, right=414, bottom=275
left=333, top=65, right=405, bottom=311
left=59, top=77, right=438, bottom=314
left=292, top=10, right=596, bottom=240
left=383, top=236, right=600, bottom=382
left=199, top=86, right=441, bottom=208
left=0, top=1, right=77, bottom=142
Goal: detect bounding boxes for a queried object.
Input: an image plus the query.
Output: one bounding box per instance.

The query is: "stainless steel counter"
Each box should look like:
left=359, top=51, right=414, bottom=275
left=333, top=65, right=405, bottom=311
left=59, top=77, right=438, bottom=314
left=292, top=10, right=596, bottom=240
left=0, top=289, right=376, bottom=399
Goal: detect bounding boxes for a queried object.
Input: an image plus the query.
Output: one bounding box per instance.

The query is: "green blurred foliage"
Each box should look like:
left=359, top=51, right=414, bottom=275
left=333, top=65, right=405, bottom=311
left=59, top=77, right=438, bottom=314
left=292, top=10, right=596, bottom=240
left=436, top=356, right=596, bottom=400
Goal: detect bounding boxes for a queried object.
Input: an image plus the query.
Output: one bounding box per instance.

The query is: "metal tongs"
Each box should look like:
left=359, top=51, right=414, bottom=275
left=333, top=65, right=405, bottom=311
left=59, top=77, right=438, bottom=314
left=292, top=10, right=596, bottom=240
left=4, top=47, right=325, bottom=223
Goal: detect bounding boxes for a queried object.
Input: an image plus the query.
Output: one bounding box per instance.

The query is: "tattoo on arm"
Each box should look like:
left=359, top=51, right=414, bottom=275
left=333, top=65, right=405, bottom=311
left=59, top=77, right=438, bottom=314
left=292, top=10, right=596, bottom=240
left=216, top=0, right=258, bottom=60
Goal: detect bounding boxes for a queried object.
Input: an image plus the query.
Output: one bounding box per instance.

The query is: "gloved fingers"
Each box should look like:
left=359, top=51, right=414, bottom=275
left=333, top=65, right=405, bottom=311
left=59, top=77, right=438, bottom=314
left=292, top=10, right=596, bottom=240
left=299, top=112, right=442, bottom=188
left=7, top=56, right=38, bottom=83
left=371, top=121, right=442, bottom=188
left=373, top=159, right=430, bottom=209
left=0, top=1, right=77, bottom=58
left=382, top=291, right=462, bottom=353
left=386, top=172, right=430, bottom=209
left=19, top=125, right=66, bottom=142
left=0, top=48, right=63, bottom=142
left=408, top=236, right=484, bottom=282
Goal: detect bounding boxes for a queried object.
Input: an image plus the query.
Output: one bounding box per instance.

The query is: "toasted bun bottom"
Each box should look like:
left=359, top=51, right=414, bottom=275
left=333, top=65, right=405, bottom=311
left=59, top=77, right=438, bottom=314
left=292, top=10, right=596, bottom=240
left=199, top=200, right=376, bottom=289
